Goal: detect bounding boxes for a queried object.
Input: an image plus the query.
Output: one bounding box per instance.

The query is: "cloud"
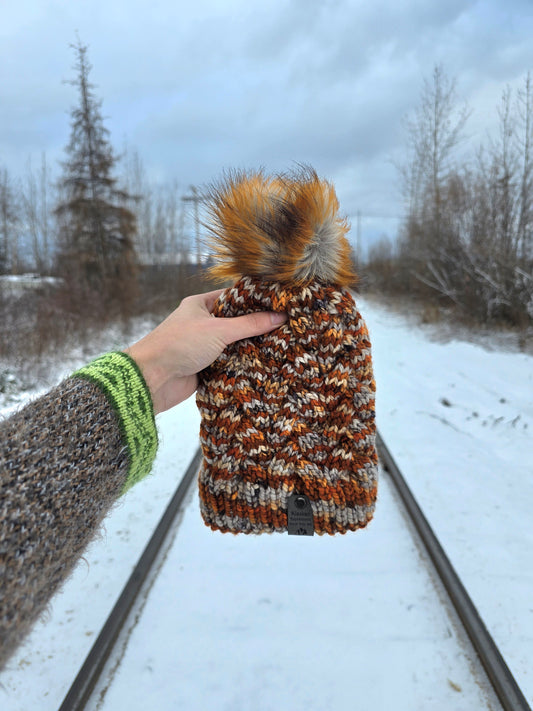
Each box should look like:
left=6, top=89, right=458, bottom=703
left=1, top=0, right=533, bottom=243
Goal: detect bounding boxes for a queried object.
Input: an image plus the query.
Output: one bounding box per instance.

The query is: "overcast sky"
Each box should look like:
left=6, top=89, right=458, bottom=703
left=2, top=0, right=533, bottom=249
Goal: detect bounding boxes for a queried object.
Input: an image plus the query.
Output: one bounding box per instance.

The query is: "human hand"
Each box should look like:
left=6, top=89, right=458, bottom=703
left=126, top=289, right=287, bottom=414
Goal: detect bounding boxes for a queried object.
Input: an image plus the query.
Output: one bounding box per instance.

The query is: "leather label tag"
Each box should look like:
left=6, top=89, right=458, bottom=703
left=287, top=494, right=314, bottom=536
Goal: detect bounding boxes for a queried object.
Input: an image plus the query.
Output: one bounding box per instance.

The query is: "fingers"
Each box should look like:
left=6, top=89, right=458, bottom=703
left=201, top=289, right=226, bottom=313
left=178, top=289, right=225, bottom=317
left=179, top=288, right=288, bottom=346
left=219, top=310, right=287, bottom=346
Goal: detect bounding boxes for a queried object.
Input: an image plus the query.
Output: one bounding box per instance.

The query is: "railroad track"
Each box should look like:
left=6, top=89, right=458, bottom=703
left=58, top=434, right=531, bottom=711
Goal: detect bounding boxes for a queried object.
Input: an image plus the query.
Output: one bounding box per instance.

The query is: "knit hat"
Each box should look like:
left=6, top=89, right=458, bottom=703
left=196, top=168, right=377, bottom=535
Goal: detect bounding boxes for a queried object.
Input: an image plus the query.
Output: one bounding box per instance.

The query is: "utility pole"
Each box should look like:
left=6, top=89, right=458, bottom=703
left=181, top=186, right=202, bottom=266
left=356, top=210, right=362, bottom=265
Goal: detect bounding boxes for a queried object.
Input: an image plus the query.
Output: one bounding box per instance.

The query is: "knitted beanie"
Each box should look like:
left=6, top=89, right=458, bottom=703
left=196, top=169, right=377, bottom=535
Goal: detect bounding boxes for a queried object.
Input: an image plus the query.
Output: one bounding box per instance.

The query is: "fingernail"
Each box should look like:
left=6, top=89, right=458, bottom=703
left=270, top=312, right=287, bottom=325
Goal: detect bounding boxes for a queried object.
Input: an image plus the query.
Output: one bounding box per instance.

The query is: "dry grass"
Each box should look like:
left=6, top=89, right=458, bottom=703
left=0, top=265, right=214, bottom=392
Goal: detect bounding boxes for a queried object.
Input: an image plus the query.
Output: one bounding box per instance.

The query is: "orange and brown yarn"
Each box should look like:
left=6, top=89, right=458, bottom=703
left=196, top=168, right=377, bottom=535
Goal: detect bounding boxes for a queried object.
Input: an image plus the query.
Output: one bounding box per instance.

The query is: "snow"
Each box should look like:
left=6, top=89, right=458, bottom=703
left=364, top=297, right=533, bottom=703
left=0, top=297, right=532, bottom=710
left=0, top=274, right=61, bottom=295
left=0, top=315, right=156, bottom=411
left=87, top=471, right=498, bottom=711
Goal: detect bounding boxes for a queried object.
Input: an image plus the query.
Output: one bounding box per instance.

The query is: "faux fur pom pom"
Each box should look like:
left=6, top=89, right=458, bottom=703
left=203, top=168, right=356, bottom=287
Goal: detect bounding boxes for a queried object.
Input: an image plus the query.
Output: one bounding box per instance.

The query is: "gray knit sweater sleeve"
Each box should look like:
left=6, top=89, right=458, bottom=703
left=0, top=354, right=158, bottom=671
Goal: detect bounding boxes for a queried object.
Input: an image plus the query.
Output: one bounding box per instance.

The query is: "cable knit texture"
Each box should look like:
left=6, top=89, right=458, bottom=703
left=0, top=354, right=158, bottom=670
left=196, top=169, right=378, bottom=535
left=196, top=278, right=377, bottom=534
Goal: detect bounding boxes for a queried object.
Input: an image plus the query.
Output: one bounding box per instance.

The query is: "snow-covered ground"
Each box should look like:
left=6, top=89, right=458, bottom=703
left=0, top=297, right=531, bottom=710
left=364, top=297, right=533, bottom=704
left=88, top=464, right=499, bottom=711
left=0, top=315, right=157, bottom=411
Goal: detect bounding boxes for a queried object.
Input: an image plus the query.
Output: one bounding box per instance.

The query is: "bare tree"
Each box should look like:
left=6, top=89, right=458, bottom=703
left=516, top=72, right=533, bottom=260
left=0, top=167, right=20, bottom=274
left=393, top=67, right=532, bottom=325
left=23, top=153, right=55, bottom=273
left=489, top=86, right=518, bottom=260
left=122, top=145, right=188, bottom=264
left=397, top=65, right=470, bottom=300
left=403, top=65, right=470, bottom=238
left=121, top=145, right=153, bottom=257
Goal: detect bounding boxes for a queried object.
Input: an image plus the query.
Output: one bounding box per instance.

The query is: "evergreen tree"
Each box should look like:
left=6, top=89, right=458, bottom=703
left=55, top=40, right=138, bottom=314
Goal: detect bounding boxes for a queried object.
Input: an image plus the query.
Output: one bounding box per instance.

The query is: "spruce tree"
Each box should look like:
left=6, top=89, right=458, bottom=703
left=55, top=40, right=138, bottom=316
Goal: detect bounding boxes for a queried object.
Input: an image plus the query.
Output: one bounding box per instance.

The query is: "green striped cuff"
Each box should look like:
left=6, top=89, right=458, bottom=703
left=73, top=351, right=158, bottom=493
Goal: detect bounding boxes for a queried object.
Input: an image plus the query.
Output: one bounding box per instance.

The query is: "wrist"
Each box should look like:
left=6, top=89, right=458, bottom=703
left=125, top=342, right=164, bottom=411
left=73, top=351, right=158, bottom=491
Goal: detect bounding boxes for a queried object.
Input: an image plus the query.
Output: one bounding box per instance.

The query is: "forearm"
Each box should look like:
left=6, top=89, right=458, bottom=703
left=0, top=354, right=157, bottom=670
left=0, top=289, right=284, bottom=670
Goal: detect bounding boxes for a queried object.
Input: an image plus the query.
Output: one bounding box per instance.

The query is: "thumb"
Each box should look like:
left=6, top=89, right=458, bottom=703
left=219, top=311, right=287, bottom=346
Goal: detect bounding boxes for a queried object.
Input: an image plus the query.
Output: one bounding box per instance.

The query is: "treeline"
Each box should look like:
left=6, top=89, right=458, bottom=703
left=0, top=41, right=202, bottom=290
left=0, top=40, right=206, bottom=379
left=367, top=66, right=533, bottom=327
left=0, top=151, right=192, bottom=283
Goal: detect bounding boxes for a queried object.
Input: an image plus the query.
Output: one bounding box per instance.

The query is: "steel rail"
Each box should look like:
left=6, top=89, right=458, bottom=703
left=58, top=447, right=202, bottom=711
left=59, top=434, right=531, bottom=711
left=377, top=430, right=531, bottom=711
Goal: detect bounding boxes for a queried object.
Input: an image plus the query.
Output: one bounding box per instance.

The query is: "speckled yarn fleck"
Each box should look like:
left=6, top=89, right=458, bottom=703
left=196, top=277, right=377, bottom=535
